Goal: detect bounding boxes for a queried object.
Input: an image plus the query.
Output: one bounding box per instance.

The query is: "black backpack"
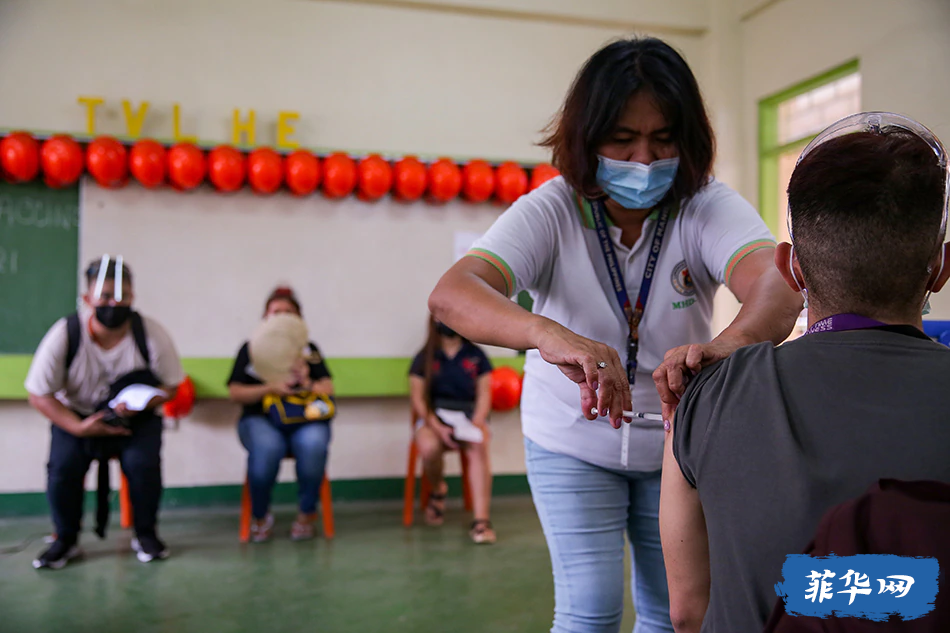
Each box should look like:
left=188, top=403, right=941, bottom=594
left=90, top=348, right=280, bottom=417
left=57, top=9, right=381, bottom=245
left=65, top=311, right=150, bottom=372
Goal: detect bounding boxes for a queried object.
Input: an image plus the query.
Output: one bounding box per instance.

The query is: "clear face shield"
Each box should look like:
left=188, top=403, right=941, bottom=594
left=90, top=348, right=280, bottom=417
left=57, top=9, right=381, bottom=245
left=92, top=254, right=125, bottom=303
left=786, top=112, right=950, bottom=314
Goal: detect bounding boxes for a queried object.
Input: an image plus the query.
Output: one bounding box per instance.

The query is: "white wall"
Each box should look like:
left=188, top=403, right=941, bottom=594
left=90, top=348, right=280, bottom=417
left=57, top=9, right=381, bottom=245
left=0, top=0, right=708, bottom=493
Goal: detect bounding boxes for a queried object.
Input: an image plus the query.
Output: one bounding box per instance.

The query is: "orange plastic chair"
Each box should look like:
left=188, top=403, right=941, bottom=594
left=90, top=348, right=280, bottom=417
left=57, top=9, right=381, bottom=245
left=239, top=462, right=334, bottom=542
left=119, top=472, right=132, bottom=529
left=403, top=411, right=472, bottom=527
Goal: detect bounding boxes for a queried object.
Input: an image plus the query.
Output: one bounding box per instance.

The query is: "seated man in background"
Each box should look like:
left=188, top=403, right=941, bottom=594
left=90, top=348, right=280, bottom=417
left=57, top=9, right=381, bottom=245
left=659, top=113, right=950, bottom=632
left=26, top=256, right=184, bottom=569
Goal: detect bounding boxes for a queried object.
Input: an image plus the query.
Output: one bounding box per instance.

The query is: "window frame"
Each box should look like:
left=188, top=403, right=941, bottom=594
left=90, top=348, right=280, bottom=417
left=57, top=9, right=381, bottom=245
left=757, top=59, right=860, bottom=236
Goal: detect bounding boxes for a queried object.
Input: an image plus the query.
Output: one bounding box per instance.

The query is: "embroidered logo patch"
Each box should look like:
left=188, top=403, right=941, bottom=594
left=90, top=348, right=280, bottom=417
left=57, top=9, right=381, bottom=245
left=671, top=260, right=696, bottom=297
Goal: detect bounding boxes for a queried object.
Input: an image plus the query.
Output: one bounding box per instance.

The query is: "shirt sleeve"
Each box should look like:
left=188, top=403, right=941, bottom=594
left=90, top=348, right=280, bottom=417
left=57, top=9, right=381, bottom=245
left=408, top=351, right=425, bottom=378
left=465, top=187, right=562, bottom=297
left=672, top=359, right=728, bottom=488
left=307, top=342, right=332, bottom=381
left=473, top=346, right=493, bottom=376
left=227, top=343, right=258, bottom=385
left=146, top=319, right=185, bottom=387
left=688, top=182, right=777, bottom=287
left=24, top=318, right=69, bottom=397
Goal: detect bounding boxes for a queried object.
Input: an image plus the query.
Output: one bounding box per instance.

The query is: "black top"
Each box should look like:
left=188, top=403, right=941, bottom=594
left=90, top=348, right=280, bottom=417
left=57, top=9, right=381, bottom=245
left=409, top=341, right=492, bottom=405
left=227, top=341, right=331, bottom=417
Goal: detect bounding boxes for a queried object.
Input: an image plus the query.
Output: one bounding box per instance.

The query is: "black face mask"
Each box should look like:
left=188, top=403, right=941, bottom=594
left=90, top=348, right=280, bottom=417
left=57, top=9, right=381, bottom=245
left=435, top=322, right=460, bottom=338
left=96, top=305, right=132, bottom=329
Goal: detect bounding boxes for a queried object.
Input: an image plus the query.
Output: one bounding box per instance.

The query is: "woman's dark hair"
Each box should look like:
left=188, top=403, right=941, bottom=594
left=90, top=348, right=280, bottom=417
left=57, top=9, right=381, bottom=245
left=540, top=37, right=715, bottom=202
left=263, top=286, right=302, bottom=316
left=418, top=316, right=470, bottom=412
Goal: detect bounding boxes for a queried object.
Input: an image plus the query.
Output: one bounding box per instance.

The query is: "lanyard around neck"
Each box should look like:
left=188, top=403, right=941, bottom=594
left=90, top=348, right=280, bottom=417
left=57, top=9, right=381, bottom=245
left=589, top=199, right=671, bottom=386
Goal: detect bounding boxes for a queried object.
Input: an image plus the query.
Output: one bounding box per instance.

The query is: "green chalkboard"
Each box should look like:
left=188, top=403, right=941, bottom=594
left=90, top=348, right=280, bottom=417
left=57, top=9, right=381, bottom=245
left=0, top=181, right=80, bottom=353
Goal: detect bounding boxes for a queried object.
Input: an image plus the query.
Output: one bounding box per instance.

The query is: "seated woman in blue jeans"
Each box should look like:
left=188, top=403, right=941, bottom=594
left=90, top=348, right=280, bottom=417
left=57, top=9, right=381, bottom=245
left=227, top=287, right=334, bottom=542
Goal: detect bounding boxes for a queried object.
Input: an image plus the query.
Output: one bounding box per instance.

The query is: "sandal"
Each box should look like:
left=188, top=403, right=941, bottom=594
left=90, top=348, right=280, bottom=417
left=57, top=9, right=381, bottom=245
left=250, top=514, right=274, bottom=543
left=470, top=519, right=496, bottom=545
left=290, top=513, right=317, bottom=541
left=424, top=483, right=448, bottom=527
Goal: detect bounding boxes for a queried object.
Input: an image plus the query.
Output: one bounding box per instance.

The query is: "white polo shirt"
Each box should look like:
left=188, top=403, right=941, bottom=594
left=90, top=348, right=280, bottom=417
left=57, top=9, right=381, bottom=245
left=25, top=306, right=185, bottom=416
left=467, top=176, right=774, bottom=471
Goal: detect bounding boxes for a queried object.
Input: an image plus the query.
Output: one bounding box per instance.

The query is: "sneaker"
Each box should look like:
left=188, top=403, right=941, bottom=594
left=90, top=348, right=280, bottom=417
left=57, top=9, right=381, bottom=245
left=250, top=514, right=274, bottom=543
left=131, top=534, right=170, bottom=563
left=33, top=540, right=83, bottom=570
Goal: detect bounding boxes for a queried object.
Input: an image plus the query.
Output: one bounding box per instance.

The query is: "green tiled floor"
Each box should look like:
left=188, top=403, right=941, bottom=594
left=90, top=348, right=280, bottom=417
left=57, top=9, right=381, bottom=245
left=0, top=496, right=636, bottom=633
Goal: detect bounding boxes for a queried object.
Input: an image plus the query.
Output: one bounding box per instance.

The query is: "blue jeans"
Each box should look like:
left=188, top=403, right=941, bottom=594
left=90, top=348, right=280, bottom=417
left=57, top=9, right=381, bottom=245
left=525, top=438, right=673, bottom=633
left=238, top=415, right=331, bottom=519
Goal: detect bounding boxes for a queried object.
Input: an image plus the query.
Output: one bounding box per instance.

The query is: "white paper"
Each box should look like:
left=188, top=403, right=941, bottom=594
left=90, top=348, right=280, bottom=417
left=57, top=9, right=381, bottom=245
left=434, top=408, right=484, bottom=444
left=108, top=384, right=168, bottom=412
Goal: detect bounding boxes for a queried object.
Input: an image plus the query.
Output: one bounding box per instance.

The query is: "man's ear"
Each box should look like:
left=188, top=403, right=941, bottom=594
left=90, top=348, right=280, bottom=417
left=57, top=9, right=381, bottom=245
left=928, top=243, right=950, bottom=293
left=774, top=242, right=804, bottom=292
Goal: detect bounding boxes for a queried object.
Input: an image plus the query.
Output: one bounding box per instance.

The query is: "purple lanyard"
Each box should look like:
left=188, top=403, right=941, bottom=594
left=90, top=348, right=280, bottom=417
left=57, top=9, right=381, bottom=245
left=805, top=313, right=888, bottom=335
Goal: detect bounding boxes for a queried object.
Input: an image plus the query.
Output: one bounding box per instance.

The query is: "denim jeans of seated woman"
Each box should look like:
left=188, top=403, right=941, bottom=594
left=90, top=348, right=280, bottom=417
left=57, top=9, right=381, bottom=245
left=525, top=438, right=674, bottom=633
left=238, top=415, right=331, bottom=519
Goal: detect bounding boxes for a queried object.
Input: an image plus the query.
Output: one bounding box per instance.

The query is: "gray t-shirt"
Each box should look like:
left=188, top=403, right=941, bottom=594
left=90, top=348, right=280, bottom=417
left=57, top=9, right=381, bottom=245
left=673, top=327, right=950, bottom=633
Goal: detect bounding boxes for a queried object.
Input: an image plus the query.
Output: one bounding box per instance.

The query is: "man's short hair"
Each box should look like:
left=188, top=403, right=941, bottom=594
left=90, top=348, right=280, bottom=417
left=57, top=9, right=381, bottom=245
left=788, top=130, right=945, bottom=316
left=84, top=257, right=133, bottom=288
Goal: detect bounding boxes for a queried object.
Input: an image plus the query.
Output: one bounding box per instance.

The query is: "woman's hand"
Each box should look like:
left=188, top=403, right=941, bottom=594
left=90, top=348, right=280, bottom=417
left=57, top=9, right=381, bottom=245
left=265, top=381, right=298, bottom=398
left=530, top=319, right=631, bottom=428
left=427, top=414, right=459, bottom=450
left=652, top=338, right=746, bottom=426
left=472, top=416, right=491, bottom=441
left=291, top=360, right=312, bottom=390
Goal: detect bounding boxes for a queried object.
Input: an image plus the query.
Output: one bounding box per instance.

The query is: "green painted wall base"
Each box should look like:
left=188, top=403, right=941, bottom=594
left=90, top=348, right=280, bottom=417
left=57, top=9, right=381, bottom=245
left=0, top=474, right=531, bottom=518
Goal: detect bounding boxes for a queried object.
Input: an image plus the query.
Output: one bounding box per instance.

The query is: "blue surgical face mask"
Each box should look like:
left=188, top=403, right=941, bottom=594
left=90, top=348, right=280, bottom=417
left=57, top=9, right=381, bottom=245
left=596, top=155, right=679, bottom=209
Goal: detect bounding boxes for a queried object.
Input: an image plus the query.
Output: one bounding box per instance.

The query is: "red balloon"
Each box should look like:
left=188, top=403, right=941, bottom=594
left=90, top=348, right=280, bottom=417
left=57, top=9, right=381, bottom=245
left=208, top=145, right=246, bottom=192
left=530, top=163, right=560, bottom=190
left=129, top=139, right=166, bottom=188
left=41, top=135, right=84, bottom=188
left=323, top=152, right=357, bottom=199
left=357, top=154, right=393, bottom=201
left=167, top=143, right=206, bottom=191
left=285, top=150, right=321, bottom=196
left=427, top=158, right=462, bottom=203
left=247, top=148, right=283, bottom=194
left=393, top=156, right=427, bottom=202
left=491, top=366, right=523, bottom=411
left=462, top=160, right=495, bottom=203
left=495, top=161, right=528, bottom=204
left=164, top=375, right=196, bottom=419
left=0, top=132, right=39, bottom=183
left=86, top=136, right=128, bottom=188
